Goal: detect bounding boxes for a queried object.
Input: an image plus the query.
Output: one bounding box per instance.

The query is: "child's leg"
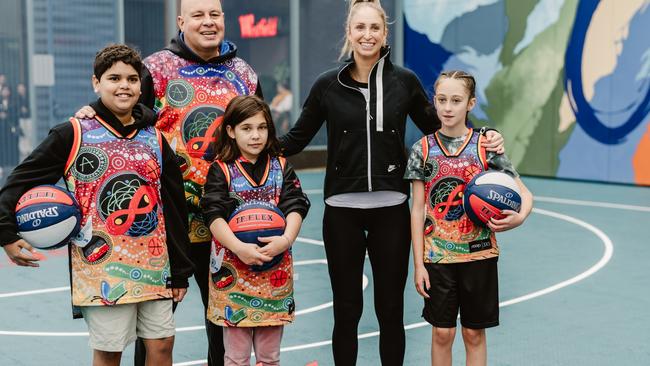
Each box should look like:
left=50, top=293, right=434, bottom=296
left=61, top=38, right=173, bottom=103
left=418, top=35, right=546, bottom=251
left=223, top=327, right=254, bottom=366
left=457, top=258, right=499, bottom=366
left=93, top=350, right=122, bottom=366
left=461, top=327, right=486, bottom=366
left=136, top=299, right=175, bottom=366
left=252, top=325, right=284, bottom=366
left=80, top=303, right=138, bottom=366
left=431, top=326, right=456, bottom=366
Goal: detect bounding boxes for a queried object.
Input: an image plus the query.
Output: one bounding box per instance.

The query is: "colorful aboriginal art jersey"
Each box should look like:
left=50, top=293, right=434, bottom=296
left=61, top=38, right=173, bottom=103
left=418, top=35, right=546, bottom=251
left=406, top=129, right=498, bottom=264
left=207, top=156, right=295, bottom=327
left=144, top=49, right=258, bottom=243
left=64, top=117, right=172, bottom=307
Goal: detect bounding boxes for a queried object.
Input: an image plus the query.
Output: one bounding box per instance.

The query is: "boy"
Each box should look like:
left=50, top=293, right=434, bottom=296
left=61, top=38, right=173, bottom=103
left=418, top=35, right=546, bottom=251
left=0, top=44, right=193, bottom=366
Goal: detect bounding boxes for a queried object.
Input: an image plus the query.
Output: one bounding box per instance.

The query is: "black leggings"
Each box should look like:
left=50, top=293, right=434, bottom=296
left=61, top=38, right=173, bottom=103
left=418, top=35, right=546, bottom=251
left=134, top=242, right=225, bottom=366
left=323, top=202, right=411, bottom=366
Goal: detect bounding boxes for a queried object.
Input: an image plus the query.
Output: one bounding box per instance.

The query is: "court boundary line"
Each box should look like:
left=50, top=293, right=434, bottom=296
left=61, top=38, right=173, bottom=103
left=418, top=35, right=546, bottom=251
left=173, top=206, right=615, bottom=365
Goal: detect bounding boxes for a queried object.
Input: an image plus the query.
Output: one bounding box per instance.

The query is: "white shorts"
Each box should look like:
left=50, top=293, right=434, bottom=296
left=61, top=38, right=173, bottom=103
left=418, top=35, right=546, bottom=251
left=80, top=299, right=175, bottom=352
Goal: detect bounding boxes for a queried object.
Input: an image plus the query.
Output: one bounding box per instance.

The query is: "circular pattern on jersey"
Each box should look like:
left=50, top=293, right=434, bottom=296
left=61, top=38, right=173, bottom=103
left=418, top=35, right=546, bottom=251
left=165, top=79, right=194, bottom=108
left=181, top=105, right=224, bottom=160
left=212, top=263, right=236, bottom=291
left=72, top=147, right=109, bottom=183
left=78, top=232, right=113, bottom=265
left=424, top=159, right=439, bottom=180
left=429, top=176, right=465, bottom=221
left=97, top=173, right=159, bottom=237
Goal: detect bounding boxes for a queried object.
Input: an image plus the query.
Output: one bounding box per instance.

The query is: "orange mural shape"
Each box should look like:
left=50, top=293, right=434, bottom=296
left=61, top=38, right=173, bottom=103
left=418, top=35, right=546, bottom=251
left=632, top=121, right=650, bottom=185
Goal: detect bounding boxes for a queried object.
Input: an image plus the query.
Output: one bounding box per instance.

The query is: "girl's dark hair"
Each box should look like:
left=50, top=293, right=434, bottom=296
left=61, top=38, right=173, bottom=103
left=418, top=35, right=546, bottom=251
left=94, top=44, right=143, bottom=79
left=214, top=95, right=281, bottom=163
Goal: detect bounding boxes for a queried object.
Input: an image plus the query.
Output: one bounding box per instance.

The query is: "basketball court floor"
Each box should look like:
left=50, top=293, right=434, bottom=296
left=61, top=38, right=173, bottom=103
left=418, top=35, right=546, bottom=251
left=0, top=171, right=648, bottom=365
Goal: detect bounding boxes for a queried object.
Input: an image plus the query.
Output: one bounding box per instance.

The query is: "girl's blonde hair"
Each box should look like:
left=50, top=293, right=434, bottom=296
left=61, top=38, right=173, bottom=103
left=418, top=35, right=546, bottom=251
left=339, top=0, right=389, bottom=61
left=434, top=70, right=477, bottom=100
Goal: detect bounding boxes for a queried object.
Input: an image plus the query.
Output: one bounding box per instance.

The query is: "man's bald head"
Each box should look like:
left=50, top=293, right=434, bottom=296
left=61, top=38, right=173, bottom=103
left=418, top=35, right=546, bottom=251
left=177, top=0, right=225, bottom=60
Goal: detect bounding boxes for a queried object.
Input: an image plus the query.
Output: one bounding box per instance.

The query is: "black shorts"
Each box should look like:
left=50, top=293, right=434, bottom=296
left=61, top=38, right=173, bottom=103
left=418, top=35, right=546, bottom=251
left=422, top=257, right=499, bottom=329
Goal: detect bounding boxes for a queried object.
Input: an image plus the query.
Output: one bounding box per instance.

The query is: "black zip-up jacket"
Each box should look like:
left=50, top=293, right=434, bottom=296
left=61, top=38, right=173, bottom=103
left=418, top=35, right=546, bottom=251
left=280, top=47, right=441, bottom=199
left=140, top=33, right=263, bottom=109
left=0, top=100, right=194, bottom=288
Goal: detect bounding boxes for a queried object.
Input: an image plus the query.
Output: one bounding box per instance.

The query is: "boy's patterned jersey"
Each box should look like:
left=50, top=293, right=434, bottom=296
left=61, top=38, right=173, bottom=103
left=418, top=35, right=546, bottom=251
left=64, top=116, right=171, bottom=306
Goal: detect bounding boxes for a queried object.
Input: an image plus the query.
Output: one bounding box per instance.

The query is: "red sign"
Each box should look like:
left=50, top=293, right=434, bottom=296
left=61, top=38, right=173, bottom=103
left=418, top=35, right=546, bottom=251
left=239, top=13, right=279, bottom=38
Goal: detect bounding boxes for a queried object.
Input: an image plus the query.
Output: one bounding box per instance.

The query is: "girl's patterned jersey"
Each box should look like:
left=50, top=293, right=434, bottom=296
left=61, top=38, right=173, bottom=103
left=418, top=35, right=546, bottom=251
left=207, top=156, right=295, bottom=327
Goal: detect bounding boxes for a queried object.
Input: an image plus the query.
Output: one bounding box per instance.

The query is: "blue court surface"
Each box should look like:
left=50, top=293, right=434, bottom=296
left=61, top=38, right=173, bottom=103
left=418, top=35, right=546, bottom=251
left=1, top=171, right=649, bottom=365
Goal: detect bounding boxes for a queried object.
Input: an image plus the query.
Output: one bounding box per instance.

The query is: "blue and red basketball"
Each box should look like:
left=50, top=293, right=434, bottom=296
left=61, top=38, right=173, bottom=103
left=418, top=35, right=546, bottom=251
left=228, top=200, right=286, bottom=271
left=463, top=171, right=521, bottom=226
left=15, top=185, right=82, bottom=250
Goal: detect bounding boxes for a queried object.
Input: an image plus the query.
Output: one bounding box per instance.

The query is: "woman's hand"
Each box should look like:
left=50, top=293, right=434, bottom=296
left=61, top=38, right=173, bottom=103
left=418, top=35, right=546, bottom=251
left=483, top=130, right=505, bottom=154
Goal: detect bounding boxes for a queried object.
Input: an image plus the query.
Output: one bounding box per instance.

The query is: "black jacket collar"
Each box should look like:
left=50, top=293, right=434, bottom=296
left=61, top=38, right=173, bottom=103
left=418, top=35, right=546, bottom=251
left=166, top=32, right=238, bottom=64
left=90, top=99, right=157, bottom=136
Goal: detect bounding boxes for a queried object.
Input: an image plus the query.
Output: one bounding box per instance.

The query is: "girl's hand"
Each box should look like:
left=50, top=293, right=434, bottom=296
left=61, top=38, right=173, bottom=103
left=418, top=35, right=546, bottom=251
left=483, top=130, right=505, bottom=154
left=488, top=210, right=525, bottom=232
left=234, top=243, right=273, bottom=266
left=414, top=265, right=430, bottom=299
left=3, top=239, right=40, bottom=267
left=257, top=235, right=291, bottom=259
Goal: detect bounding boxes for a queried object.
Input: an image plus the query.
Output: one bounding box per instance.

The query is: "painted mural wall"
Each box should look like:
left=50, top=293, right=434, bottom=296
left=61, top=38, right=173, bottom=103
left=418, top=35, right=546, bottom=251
left=403, top=0, right=650, bottom=185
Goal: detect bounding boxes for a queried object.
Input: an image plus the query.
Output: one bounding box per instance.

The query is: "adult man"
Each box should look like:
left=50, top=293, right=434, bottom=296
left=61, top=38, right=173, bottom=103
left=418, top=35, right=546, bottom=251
left=79, top=1, right=262, bottom=364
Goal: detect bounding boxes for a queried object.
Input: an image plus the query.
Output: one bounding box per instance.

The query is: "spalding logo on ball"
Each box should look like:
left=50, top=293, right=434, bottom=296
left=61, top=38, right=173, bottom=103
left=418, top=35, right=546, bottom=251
left=15, top=185, right=81, bottom=250
left=228, top=200, right=286, bottom=271
left=463, top=171, right=521, bottom=226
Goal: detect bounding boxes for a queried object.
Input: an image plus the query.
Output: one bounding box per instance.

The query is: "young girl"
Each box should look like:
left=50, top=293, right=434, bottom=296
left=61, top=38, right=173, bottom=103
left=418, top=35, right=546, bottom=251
left=405, top=70, right=533, bottom=366
left=201, top=95, right=310, bottom=366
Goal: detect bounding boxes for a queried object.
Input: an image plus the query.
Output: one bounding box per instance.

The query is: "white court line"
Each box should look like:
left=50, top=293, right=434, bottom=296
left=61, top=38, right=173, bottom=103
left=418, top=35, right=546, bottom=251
left=304, top=189, right=650, bottom=212
left=174, top=206, right=615, bottom=365
left=0, top=259, right=368, bottom=337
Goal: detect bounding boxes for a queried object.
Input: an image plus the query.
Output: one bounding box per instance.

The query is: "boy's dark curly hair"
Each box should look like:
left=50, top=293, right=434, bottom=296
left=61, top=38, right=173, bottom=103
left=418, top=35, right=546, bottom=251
left=93, top=44, right=143, bottom=79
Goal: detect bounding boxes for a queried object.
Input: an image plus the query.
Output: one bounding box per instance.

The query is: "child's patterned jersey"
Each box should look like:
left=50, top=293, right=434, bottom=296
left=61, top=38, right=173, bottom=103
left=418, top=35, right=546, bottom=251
left=64, top=116, right=171, bottom=306
left=405, top=129, right=499, bottom=263
left=207, top=156, right=295, bottom=327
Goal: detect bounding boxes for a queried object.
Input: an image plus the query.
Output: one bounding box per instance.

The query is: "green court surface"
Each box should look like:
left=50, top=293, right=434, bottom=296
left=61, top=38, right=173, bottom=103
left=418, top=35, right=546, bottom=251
left=0, top=171, right=648, bottom=365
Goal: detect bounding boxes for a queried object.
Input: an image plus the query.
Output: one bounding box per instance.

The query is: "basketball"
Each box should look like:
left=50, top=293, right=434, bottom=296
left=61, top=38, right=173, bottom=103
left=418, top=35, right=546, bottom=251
left=228, top=200, right=286, bottom=271
left=463, top=171, right=522, bottom=226
left=15, top=185, right=82, bottom=250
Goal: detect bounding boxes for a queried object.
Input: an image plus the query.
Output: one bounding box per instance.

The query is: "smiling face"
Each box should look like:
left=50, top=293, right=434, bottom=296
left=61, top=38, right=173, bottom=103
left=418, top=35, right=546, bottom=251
left=434, top=77, right=476, bottom=136
left=92, top=61, right=141, bottom=125
left=178, top=0, right=225, bottom=60
left=226, top=112, right=269, bottom=162
left=347, top=5, right=387, bottom=62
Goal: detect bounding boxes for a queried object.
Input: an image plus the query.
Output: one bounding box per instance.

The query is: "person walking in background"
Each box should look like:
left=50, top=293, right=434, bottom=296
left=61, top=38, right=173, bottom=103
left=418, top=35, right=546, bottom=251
left=279, top=1, right=505, bottom=364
